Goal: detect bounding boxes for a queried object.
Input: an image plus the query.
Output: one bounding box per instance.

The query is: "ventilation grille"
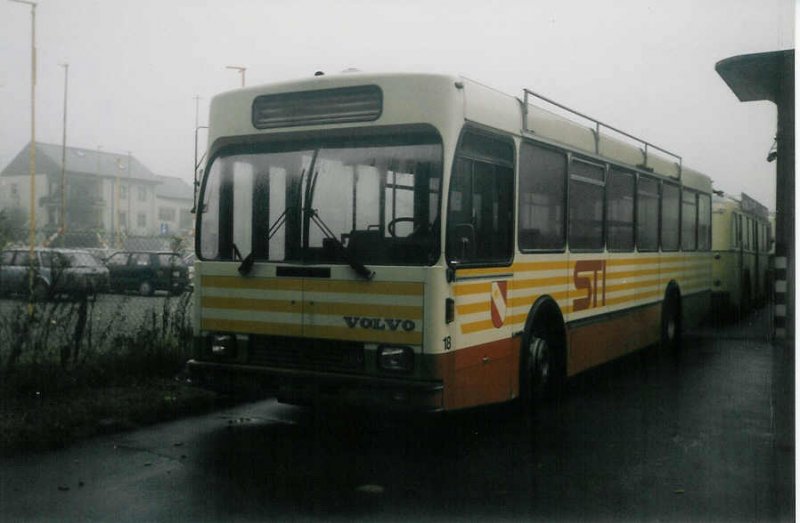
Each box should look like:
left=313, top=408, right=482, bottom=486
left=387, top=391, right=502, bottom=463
left=249, top=335, right=365, bottom=372
left=252, top=85, right=382, bottom=129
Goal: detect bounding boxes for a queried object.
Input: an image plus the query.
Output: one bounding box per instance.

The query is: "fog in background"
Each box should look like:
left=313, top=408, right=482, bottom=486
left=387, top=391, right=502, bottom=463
left=0, top=0, right=793, bottom=209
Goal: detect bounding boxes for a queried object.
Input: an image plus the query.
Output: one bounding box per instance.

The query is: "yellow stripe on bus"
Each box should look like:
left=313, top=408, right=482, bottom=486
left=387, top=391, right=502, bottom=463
left=202, top=296, right=422, bottom=319
left=202, top=276, right=303, bottom=291
left=513, top=275, right=571, bottom=290
left=201, top=275, right=422, bottom=296
left=605, top=257, right=662, bottom=267
left=202, top=318, right=422, bottom=344
left=202, top=296, right=299, bottom=313
left=509, top=290, right=570, bottom=309
left=456, top=302, right=488, bottom=315
left=454, top=282, right=492, bottom=297
left=305, top=301, right=422, bottom=319
left=202, top=318, right=302, bottom=337
left=304, top=280, right=423, bottom=296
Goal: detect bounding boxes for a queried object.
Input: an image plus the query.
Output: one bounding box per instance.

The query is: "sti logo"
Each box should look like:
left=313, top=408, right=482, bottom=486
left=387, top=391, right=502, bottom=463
left=343, top=316, right=416, bottom=332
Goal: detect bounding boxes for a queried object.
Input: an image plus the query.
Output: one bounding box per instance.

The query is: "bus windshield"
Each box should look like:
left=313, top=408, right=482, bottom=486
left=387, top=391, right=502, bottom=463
left=199, top=131, right=443, bottom=266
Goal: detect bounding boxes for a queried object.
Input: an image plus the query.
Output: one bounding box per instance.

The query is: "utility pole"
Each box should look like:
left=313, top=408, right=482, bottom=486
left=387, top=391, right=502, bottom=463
left=59, top=63, right=68, bottom=246
left=9, top=0, right=38, bottom=308
left=225, top=65, right=246, bottom=87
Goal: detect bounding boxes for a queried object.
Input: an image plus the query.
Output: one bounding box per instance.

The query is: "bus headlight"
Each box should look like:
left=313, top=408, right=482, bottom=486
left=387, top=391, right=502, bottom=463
left=378, top=345, right=414, bottom=373
left=209, top=333, right=237, bottom=359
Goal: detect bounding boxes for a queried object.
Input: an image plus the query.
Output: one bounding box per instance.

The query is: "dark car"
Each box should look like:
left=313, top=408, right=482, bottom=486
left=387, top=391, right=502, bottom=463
left=105, top=251, right=189, bottom=296
left=0, top=247, right=110, bottom=300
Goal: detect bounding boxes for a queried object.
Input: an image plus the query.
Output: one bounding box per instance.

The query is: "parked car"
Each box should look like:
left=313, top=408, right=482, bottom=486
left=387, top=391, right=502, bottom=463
left=104, top=251, right=190, bottom=296
left=0, top=247, right=110, bottom=300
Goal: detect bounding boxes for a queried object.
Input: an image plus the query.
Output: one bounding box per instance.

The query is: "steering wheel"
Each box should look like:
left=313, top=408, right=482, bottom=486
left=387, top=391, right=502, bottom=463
left=387, top=217, right=415, bottom=237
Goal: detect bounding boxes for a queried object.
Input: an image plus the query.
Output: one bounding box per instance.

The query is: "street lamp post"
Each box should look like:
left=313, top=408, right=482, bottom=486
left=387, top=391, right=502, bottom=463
left=59, top=63, right=68, bottom=246
left=225, top=65, right=247, bottom=87
left=9, top=0, right=38, bottom=307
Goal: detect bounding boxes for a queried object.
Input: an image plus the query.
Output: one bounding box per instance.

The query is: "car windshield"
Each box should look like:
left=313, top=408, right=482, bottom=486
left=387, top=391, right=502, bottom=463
left=199, top=129, right=443, bottom=266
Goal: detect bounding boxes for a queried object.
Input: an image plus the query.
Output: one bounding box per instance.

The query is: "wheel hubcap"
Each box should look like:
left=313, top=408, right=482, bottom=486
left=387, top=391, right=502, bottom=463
left=666, top=317, right=676, bottom=341
left=529, top=337, right=550, bottom=388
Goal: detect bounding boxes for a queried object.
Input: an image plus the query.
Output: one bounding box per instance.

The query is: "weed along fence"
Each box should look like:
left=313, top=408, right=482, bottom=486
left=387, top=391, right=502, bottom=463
left=0, top=231, right=195, bottom=392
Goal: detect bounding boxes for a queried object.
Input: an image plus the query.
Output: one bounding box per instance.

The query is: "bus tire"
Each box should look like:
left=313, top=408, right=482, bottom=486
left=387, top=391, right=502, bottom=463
left=660, top=287, right=682, bottom=354
left=519, top=299, right=565, bottom=411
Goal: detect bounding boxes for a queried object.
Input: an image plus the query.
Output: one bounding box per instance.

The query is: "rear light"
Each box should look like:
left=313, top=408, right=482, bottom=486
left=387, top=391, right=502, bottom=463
left=378, top=345, right=414, bottom=373
left=209, top=333, right=237, bottom=359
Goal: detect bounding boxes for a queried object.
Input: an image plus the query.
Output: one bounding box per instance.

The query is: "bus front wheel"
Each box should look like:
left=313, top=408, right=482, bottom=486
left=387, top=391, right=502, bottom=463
left=660, top=290, right=682, bottom=354
left=520, top=304, right=565, bottom=412
left=524, top=335, right=555, bottom=402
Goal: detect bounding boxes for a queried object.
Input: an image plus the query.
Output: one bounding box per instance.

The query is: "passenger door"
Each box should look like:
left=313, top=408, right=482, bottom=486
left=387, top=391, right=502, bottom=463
left=446, top=130, right=516, bottom=408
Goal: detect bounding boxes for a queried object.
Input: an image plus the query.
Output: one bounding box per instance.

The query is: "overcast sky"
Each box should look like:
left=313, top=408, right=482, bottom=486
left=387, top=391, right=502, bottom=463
left=0, top=0, right=793, bottom=208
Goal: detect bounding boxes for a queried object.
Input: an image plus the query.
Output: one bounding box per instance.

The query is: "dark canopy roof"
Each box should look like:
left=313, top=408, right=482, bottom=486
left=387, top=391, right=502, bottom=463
left=715, top=49, right=794, bottom=103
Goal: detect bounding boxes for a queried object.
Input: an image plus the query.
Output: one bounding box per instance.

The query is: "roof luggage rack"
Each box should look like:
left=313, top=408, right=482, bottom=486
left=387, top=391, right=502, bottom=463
left=522, top=88, right=682, bottom=178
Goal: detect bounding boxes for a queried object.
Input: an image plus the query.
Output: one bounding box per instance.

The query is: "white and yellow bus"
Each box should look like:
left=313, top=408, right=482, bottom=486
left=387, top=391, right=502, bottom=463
left=187, top=72, right=712, bottom=412
left=711, top=193, right=771, bottom=314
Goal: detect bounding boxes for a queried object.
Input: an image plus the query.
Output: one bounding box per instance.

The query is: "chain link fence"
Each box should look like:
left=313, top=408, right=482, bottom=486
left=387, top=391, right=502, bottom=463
left=0, top=219, right=195, bottom=389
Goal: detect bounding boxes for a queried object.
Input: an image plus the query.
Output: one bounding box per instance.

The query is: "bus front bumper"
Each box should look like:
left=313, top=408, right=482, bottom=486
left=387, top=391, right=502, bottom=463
left=185, top=360, right=445, bottom=412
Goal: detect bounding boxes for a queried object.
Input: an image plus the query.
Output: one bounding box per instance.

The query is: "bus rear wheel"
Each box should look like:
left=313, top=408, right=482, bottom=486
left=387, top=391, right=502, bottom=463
left=660, top=291, right=682, bottom=354
left=525, top=336, right=553, bottom=402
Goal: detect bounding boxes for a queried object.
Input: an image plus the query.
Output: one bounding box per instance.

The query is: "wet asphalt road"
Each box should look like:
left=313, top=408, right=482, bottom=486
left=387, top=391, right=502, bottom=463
left=0, top=308, right=793, bottom=522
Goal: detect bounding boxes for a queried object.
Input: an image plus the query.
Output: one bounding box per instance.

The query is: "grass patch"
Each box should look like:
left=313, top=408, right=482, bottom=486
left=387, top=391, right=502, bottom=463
left=0, top=292, right=236, bottom=455
left=0, top=378, right=226, bottom=455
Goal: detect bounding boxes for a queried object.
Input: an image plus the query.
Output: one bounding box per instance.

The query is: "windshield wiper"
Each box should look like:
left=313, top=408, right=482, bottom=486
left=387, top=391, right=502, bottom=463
left=308, top=209, right=374, bottom=281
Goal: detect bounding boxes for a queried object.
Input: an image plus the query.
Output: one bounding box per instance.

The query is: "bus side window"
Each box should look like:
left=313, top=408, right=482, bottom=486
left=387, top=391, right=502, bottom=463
left=636, top=176, right=659, bottom=251
left=446, top=131, right=514, bottom=265
left=607, top=168, right=635, bottom=252
left=698, top=193, right=711, bottom=250
left=681, top=189, right=697, bottom=251
left=568, top=159, right=605, bottom=251
left=661, top=183, right=680, bottom=251
left=518, top=142, right=566, bottom=251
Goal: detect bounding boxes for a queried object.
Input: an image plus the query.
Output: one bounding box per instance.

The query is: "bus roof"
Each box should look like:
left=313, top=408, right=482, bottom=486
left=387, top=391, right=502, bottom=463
left=208, top=71, right=712, bottom=191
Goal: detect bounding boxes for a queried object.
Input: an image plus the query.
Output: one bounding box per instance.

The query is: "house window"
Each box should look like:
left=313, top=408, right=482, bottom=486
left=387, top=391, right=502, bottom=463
left=138, top=186, right=147, bottom=202
left=10, top=183, right=17, bottom=196
left=158, top=207, right=176, bottom=221
left=120, top=184, right=127, bottom=199
left=137, top=212, right=146, bottom=228
left=118, top=211, right=127, bottom=228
